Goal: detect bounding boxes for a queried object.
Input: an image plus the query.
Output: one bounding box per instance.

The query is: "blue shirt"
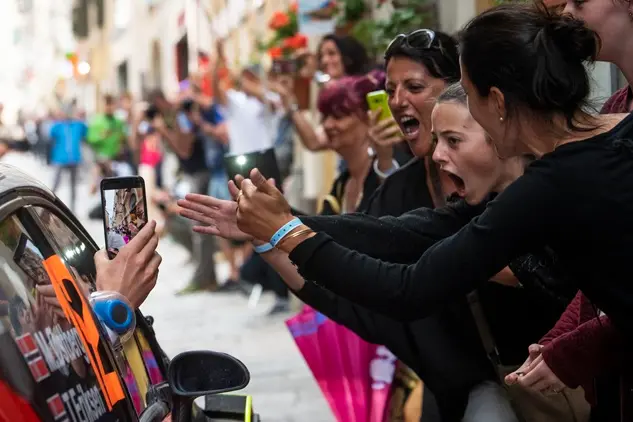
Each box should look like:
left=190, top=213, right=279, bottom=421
left=49, top=120, right=88, bottom=166
left=201, top=105, right=228, bottom=175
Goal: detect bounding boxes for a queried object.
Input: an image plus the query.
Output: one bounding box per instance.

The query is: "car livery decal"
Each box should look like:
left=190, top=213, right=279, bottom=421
left=42, top=255, right=125, bottom=410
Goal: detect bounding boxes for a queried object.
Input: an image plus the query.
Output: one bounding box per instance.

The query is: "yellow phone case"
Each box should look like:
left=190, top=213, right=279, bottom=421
left=366, top=90, right=393, bottom=121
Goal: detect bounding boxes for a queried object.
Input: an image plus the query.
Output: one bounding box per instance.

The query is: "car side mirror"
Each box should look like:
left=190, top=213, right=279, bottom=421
left=168, top=350, right=250, bottom=397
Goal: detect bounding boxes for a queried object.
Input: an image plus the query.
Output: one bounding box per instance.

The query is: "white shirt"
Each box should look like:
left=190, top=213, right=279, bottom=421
left=224, top=90, right=281, bottom=155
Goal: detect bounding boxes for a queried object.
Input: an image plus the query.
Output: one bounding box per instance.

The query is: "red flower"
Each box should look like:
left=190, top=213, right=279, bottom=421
left=269, top=11, right=290, bottom=30
left=283, top=33, right=308, bottom=50
left=268, top=47, right=283, bottom=59
left=289, top=1, right=298, bottom=13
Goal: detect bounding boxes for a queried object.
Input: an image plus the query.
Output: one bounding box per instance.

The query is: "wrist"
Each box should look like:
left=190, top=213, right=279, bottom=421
left=277, top=227, right=316, bottom=254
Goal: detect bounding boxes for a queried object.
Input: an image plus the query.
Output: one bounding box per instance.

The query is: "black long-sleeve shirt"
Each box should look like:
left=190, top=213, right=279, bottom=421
left=290, top=113, right=633, bottom=332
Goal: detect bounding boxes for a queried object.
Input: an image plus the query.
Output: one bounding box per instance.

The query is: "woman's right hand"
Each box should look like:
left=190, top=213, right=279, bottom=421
left=177, top=193, right=254, bottom=242
left=367, top=109, right=403, bottom=171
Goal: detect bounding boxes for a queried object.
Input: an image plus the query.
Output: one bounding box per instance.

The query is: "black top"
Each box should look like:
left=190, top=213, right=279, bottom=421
left=360, top=158, right=436, bottom=217
left=319, top=164, right=382, bottom=216
left=291, top=113, right=633, bottom=331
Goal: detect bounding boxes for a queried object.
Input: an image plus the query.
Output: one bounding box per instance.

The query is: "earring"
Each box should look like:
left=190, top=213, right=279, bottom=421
left=499, top=117, right=504, bottom=122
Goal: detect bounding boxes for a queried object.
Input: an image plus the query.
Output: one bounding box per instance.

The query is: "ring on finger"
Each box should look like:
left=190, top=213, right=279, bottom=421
left=236, top=190, right=244, bottom=204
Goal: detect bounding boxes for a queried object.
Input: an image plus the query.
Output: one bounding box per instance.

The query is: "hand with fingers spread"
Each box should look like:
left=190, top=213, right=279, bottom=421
left=95, top=221, right=162, bottom=309
left=235, top=168, right=295, bottom=242
left=367, top=109, right=403, bottom=175
left=177, top=191, right=253, bottom=241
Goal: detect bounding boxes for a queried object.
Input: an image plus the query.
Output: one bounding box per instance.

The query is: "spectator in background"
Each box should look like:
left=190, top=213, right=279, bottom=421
left=86, top=94, right=130, bottom=192
left=116, top=92, right=139, bottom=173
left=49, top=106, right=88, bottom=213
left=212, top=40, right=283, bottom=157
left=285, top=34, right=373, bottom=152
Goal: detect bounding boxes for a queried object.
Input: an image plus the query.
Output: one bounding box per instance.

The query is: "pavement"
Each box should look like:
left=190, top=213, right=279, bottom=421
left=4, top=151, right=335, bottom=422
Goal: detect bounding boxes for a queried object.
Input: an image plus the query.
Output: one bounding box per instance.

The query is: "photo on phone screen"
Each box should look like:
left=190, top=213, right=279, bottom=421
left=101, top=177, right=148, bottom=258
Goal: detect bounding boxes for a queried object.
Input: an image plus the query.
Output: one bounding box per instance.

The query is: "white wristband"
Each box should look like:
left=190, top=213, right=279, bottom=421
left=373, top=158, right=400, bottom=179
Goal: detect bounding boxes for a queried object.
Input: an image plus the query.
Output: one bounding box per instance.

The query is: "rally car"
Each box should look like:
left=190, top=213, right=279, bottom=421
left=0, top=164, right=259, bottom=422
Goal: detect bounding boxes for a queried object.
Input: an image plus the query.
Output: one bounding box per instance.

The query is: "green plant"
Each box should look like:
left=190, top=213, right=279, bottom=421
left=337, top=0, right=368, bottom=25
left=351, top=0, right=436, bottom=60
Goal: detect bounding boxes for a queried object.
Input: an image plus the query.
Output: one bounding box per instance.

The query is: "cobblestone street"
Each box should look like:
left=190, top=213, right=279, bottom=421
left=5, top=152, right=335, bottom=422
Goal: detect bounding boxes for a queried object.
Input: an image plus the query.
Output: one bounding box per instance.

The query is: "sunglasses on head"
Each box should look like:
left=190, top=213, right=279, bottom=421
left=386, top=29, right=437, bottom=53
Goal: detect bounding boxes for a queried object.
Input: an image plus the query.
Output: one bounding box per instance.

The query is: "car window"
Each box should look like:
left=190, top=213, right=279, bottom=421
left=0, top=209, right=130, bottom=421
left=31, top=206, right=167, bottom=417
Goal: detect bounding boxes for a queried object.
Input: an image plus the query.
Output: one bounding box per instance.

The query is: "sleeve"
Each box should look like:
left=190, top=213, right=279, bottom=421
left=539, top=291, right=582, bottom=346
left=288, top=164, right=562, bottom=321
left=300, top=202, right=479, bottom=264
left=541, top=312, right=623, bottom=389
left=294, top=281, right=403, bottom=345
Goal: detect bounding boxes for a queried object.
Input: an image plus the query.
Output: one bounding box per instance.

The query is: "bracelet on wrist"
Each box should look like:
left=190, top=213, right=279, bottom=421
left=276, top=227, right=313, bottom=248
left=270, top=217, right=303, bottom=247
left=373, top=158, right=400, bottom=179
left=253, top=242, right=274, bottom=254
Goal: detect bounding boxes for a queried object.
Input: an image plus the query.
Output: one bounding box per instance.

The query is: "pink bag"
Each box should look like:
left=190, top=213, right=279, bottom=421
left=286, top=305, right=395, bottom=422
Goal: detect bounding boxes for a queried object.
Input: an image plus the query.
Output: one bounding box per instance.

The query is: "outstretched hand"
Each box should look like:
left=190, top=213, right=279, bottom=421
left=177, top=191, right=253, bottom=242
left=236, top=168, right=294, bottom=242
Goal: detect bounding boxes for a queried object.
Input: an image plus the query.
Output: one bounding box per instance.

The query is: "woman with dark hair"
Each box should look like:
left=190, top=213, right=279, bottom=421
left=318, top=34, right=372, bottom=78
left=274, top=34, right=378, bottom=152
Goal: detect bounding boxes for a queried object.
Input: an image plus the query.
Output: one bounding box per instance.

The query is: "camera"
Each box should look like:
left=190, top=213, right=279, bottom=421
left=145, top=104, right=159, bottom=120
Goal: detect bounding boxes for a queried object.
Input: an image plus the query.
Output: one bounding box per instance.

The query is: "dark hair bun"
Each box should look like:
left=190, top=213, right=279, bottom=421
left=541, top=13, right=599, bottom=62
left=460, top=2, right=597, bottom=130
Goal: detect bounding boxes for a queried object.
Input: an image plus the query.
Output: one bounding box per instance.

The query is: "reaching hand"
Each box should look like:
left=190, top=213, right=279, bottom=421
left=95, top=221, right=162, bottom=309
left=177, top=193, right=253, bottom=241
left=235, top=169, right=294, bottom=242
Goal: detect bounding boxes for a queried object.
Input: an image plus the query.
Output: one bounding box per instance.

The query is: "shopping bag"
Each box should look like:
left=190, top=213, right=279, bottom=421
left=286, top=305, right=396, bottom=422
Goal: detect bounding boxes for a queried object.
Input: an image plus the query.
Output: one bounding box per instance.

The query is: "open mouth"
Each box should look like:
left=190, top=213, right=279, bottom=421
left=445, top=171, right=467, bottom=197
left=399, top=115, right=420, bottom=139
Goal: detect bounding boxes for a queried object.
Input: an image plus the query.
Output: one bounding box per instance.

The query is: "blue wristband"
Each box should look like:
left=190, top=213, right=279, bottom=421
left=270, top=217, right=302, bottom=247
left=253, top=242, right=274, bottom=254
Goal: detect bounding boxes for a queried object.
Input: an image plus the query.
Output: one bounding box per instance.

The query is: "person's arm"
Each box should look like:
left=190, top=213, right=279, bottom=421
left=158, top=112, right=196, bottom=159
left=539, top=291, right=583, bottom=345
left=260, top=246, right=401, bottom=345
left=281, top=163, right=561, bottom=321
left=541, top=308, right=623, bottom=389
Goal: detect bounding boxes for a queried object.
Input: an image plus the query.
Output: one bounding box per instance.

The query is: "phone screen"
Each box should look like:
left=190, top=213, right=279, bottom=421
left=101, top=177, right=148, bottom=258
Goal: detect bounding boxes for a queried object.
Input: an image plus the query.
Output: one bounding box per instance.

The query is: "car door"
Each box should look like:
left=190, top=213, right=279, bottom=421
left=27, top=202, right=170, bottom=419
left=0, top=191, right=170, bottom=422
left=0, top=200, right=132, bottom=422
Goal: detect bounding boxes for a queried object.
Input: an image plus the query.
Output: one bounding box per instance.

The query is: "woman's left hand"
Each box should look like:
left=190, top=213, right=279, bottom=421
left=236, top=169, right=294, bottom=242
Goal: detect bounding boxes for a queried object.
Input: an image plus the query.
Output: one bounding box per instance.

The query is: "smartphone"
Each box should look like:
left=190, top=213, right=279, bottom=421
left=223, top=148, right=282, bottom=190
left=100, top=177, right=148, bottom=259
left=272, top=59, right=296, bottom=75
left=366, top=90, right=393, bottom=122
